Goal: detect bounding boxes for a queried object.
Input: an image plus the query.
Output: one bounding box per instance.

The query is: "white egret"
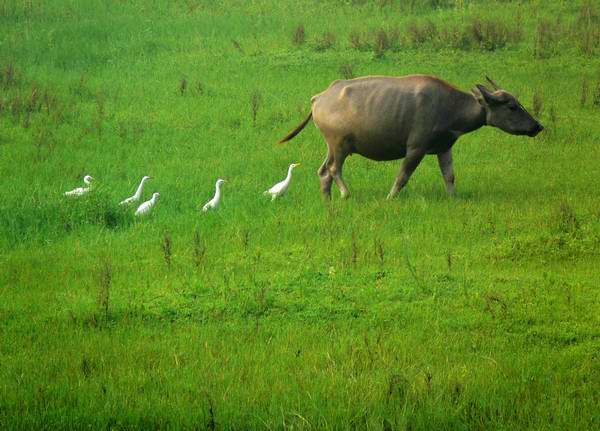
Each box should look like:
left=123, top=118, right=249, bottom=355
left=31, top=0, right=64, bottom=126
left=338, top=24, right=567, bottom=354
left=264, top=163, right=300, bottom=200
left=135, top=192, right=160, bottom=216
left=64, top=175, right=94, bottom=196
left=202, top=179, right=226, bottom=212
left=120, top=176, right=152, bottom=205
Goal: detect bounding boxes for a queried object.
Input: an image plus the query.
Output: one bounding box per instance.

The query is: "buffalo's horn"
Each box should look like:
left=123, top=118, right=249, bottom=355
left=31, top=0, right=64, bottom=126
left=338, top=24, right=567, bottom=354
left=485, top=75, right=501, bottom=90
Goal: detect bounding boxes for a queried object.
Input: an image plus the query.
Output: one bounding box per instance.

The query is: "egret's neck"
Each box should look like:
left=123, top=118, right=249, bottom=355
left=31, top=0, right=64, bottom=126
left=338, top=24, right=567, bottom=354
left=285, top=166, right=294, bottom=182
left=134, top=178, right=147, bottom=199
left=214, top=183, right=222, bottom=199
left=151, top=195, right=158, bottom=204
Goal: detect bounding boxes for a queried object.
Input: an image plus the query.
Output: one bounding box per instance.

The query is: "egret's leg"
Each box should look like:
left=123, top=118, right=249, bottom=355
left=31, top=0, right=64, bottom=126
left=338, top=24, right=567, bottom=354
left=387, top=149, right=425, bottom=200
left=437, top=149, right=456, bottom=195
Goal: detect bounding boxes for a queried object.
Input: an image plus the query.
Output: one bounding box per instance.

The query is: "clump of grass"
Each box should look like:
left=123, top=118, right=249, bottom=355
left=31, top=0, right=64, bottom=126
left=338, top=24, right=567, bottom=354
left=162, top=233, right=173, bottom=267
left=9, top=94, right=22, bottom=120
left=239, top=229, right=250, bottom=249
left=470, top=17, right=520, bottom=51
left=250, top=89, right=262, bottom=127
left=349, top=30, right=364, bottom=50
left=195, top=81, right=205, bottom=96
left=70, top=74, right=94, bottom=99
left=22, top=85, right=40, bottom=128
left=205, top=395, right=217, bottom=431
left=451, top=381, right=464, bottom=404
left=549, top=105, right=557, bottom=128
left=440, top=24, right=472, bottom=50
left=34, top=125, right=55, bottom=162
left=593, top=74, right=600, bottom=108
left=339, top=63, right=354, bottom=79
left=44, top=90, right=64, bottom=122
left=26, top=85, right=40, bottom=114
left=314, top=31, right=336, bottom=51
left=179, top=77, right=187, bottom=95
left=1, top=63, right=19, bottom=88
left=193, top=229, right=206, bottom=268
left=81, top=356, right=93, bottom=379
left=533, top=18, right=561, bottom=59
left=292, top=24, right=305, bottom=45
left=575, top=0, right=600, bottom=56
left=231, top=39, right=244, bottom=54
left=532, top=90, right=544, bottom=118
left=369, top=27, right=401, bottom=56
left=413, top=15, right=524, bottom=51
left=374, top=238, right=385, bottom=266
left=350, top=231, right=358, bottom=266
left=406, top=19, right=437, bottom=46
left=97, top=258, right=112, bottom=321
left=580, top=76, right=588, bottom=107
left=373, top=27, right=390, bottom=58
left=94, top=91, right=105, bottom=137
left=378, top=0, right=393, bottom=9
left=386, top=373, right=408, bottom=404
left=483, top=292, right=507, bottom=318
left=554, top=201, right=580, bottom=235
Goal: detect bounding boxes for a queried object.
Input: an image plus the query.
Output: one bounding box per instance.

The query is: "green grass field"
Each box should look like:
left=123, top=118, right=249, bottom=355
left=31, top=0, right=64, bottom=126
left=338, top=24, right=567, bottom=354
left=1, top=1, right=599, bottom=429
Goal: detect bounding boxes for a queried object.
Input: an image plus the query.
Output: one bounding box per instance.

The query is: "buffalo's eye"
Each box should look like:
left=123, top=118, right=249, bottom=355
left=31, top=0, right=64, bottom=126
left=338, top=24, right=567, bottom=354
left=509, top=104, right=518, bottom=111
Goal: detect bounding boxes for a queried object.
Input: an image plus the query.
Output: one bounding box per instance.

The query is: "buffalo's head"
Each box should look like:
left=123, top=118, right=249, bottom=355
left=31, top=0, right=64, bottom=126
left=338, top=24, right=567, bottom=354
left=472, top=76, right=543, bottom=137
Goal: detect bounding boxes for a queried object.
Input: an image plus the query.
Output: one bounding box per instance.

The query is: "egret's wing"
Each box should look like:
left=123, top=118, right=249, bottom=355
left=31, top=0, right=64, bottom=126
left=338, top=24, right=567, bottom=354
left=268, top=180, right=285, bottom=194
left=65, top=187, right=85, bottom=196
left=120, top=195, right=134, bottom=205
left=135, top=201, right=148, bottom=215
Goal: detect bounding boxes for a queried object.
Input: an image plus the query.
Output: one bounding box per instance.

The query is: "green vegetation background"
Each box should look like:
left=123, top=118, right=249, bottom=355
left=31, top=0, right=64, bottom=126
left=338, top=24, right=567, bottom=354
left=1, top=0, right=599, bottom=429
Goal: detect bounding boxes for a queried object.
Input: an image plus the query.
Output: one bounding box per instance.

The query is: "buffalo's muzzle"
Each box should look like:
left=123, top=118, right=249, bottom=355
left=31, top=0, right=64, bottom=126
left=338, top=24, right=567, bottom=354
left=528, top=123, right=544, bottom=137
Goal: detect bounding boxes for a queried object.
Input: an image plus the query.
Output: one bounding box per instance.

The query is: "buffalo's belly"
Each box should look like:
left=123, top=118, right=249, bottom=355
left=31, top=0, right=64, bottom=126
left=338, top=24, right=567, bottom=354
left=352, top=132, right=456, bottom=160
left=352, top=135, right=407, bottom=161
left=425, top=131, right=459, bottom=154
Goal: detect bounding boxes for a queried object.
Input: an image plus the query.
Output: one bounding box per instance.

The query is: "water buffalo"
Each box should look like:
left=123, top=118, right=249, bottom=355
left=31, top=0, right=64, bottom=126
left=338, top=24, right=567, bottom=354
left=278, top=75, right=543, bottom=199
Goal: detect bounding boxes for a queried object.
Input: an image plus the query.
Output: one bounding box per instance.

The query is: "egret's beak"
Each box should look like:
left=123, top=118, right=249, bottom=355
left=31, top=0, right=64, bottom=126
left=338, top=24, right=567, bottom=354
left=295, top=163, right=301, bottom=167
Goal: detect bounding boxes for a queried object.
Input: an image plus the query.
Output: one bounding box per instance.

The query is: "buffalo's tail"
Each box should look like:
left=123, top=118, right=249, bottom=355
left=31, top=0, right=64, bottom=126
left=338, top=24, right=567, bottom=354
left=278, top=112, right=312, bottom=144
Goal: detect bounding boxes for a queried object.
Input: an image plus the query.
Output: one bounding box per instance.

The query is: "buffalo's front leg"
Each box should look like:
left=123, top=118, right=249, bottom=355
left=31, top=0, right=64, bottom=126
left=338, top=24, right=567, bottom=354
left=386, top=149, right=425, bottom=200
left=437, top=149, right=455, bottom=195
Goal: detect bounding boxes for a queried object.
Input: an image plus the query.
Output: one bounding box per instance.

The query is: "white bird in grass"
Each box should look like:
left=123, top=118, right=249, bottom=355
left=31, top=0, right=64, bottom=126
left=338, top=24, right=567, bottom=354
left=135, top=192, right=160, bottom=216
left=120, top=176, right=152, bottom=205
left=202, top=179, right=226, bottom=212
left=64, top=175, right=94, bottom=196
left=264, top=163, right=300, bottom=200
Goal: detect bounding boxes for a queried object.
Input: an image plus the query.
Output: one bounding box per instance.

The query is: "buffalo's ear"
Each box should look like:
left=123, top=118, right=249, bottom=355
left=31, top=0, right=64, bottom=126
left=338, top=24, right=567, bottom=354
left=471, top=86, right=485, bottom=106
left=485, top=76, right=501, bottom=90
left=474, top=84, right=504, bottom=106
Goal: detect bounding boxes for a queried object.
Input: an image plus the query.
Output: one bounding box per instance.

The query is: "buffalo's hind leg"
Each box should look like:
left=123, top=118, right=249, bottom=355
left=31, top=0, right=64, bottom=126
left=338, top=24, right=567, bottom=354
left=387, top=148, right=425, bottom=200
left=318, top=152, right=333, bottom=199
left=437, top=149, right=455, bottom=195
left=330, top=148, right=350, bottom=199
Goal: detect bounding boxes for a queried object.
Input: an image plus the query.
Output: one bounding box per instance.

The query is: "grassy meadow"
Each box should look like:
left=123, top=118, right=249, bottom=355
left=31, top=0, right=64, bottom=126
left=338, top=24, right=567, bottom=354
left=1, top=0, right=600, bottom=429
